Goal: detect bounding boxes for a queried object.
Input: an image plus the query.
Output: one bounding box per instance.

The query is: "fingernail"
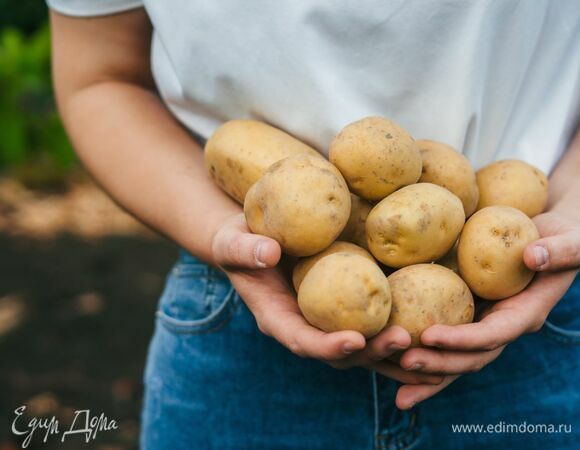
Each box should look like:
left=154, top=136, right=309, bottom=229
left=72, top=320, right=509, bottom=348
left=407, top=362, right=423, bottom=371
left=390, top=344, right=406, bottom=351
left=343, top=342, right=356, bottom=354
left=533, top=246, right=548, bottom=269
left=254, top=241, right=267, bottom=268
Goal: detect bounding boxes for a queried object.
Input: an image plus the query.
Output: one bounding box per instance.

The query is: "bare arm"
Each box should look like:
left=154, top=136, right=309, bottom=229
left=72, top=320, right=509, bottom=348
left=547, top=127, right=580, bottom=221
left=51, top=9, right=241, bottom=265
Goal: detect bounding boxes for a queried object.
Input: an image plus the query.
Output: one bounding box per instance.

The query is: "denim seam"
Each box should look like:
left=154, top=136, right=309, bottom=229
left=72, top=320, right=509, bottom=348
left=156, top=285, right=236, bottom=334
left=205, top=269, right=218, bottom=310
left=375, top=400, right=420, bottom=450
left=372, top=371, right=379, bottom=450
left=542, top=320, right=580, bottom=344
left=376, top=426, right=420, bottom=450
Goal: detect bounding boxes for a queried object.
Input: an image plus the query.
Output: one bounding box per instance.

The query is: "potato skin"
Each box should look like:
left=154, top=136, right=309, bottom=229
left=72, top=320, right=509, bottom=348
left=244, top=155, right=351, bottom=256
left=366, top=183, right=465, bottom=267
left=387, top=264, right=474, bottom=347
left=205, top=120, right=320, bottom=203
left=298, top=253, right=391, bottom=338
left=338, top=193, right=373, bottom=249
left=476, top=159, right=548, bottom=217
left=417, top=140, right=479, bottom=217
left=329, top=117, right=422, bottom=201
left=458, top=206, right=540, bottom=300
left=292, top=241, right=374, bottom=292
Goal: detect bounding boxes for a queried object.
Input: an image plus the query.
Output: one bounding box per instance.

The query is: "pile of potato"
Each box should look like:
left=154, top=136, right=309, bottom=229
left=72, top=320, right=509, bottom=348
left=205, top=117, right=548, bottom=345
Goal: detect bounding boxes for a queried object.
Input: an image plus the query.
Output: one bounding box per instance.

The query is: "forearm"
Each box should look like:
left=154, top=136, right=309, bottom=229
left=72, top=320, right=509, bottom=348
left=59, top=81, right=240, bottom=265
left=547, top=127, right=580, bottom=221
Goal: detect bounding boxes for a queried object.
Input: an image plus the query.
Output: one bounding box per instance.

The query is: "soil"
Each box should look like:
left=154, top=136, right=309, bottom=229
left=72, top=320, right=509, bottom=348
left=0, top=177, right=177, bottom=450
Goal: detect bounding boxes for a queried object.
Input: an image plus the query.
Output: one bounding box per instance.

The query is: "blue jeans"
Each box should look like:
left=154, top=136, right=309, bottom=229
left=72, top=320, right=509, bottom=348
left=141, top=250, right=580, bottom=449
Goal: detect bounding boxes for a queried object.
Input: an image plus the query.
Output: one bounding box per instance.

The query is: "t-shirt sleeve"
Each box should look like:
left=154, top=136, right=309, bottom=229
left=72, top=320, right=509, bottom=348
left=47, top=0, right=143, bottom=17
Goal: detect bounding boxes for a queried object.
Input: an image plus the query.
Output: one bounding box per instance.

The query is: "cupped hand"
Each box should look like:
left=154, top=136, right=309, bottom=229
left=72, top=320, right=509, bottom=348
left=212, top=213, right=443, bottom=385
left=394, top=211, right=580, bottom=409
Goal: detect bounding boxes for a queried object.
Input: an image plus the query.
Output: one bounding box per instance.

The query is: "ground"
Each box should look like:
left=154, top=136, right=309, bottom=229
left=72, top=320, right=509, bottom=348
left=0, top=177, right=177, bottom=450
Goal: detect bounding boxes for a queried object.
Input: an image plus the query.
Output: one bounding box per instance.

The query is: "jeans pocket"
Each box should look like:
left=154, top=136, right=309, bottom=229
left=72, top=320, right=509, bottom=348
left=156, top=253, right=237, bottom=334
left=542, top=320, right=580, bottom=344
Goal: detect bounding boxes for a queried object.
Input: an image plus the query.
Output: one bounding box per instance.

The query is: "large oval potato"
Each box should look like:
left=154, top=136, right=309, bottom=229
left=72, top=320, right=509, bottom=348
left=329, top=117, right=422, bottom=201
left=417, top=139, right=479, bottom=217
left=458, top=205, right=540, bottom=300
left=205, top=120, right=320, bottom=203
left=338, top=193, right=373, bottom=249
left=476, top=159, right=548, bottom=217
left=292, top=241, right=374, bottom=292
left=366, top=183, right=465, bottom=267
left=244, top=155, right=351, bottom=256
left=298, top=253, right=391, bottom=338
left=387, top=264, right=474, bottom=346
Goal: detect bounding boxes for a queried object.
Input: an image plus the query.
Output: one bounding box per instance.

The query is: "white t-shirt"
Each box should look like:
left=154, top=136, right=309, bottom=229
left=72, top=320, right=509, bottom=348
left=48, top=0, right=580, bottom=173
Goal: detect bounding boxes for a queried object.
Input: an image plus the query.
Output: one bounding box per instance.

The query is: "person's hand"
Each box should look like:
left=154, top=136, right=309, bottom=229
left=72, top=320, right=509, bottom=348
left=394, top=211, right=580, bottom=409
left=212, top=213, right=444, bottom=385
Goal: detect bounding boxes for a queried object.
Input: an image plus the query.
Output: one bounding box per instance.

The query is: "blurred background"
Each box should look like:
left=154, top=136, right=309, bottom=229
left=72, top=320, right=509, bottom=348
left=0, top=4, right=176, bottom=449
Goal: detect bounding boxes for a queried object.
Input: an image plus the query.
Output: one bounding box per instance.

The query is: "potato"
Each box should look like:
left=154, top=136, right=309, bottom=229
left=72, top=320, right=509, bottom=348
left=329, top=117, right=422, bottom=201
left=298, top=253, right=391, bottom=338
left=387, top=264, right=474, bottom=346
left=417, top=140, right=479, bottom=217
left=338, top=193, right=373, bottom=249
left=205, top=120, right=320, bottom=203
left=244, top=155, right=351, bottom=256
left=458, top=205, right=539, bottom=300
left=292, top=241, right=374, bottom=292
left=366, top=183, right=465, bottom=267
left=476, top=159, right=548, bottom=217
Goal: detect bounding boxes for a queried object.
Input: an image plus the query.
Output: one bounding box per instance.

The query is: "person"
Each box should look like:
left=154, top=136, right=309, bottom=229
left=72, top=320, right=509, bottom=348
left=47, top=1, right=580, bottom=449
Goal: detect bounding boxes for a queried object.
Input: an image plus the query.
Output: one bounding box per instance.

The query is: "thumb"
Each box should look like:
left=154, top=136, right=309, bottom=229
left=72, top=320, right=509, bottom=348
left=212, top=214, right=281, bottom=269
left=524, top=232, right=580, bottom=272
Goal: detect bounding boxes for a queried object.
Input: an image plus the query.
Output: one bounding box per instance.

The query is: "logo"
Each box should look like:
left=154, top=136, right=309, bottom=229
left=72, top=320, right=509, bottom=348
left=11, top=405, right=118, bottom=448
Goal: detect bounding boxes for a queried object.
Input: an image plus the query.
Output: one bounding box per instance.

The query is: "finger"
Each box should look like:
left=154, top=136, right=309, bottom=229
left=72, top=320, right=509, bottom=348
left=399, top=346, right=504, bottom=375
left=368, top=361, right=445, bottom=385
left=524, top=233, right=580, bottom=271
left=422, top=270, right=577, bottom=351
left=365, top=326, right=412, bottom=361
left=420, top=315, right=523, bottom=352
left=328, top=326, right=410, bottom=370
left=396, top=376, right=459, bottom=410
left=212, top=214, right=281, bottom=269
left=235, top=266, right=366, bottom=361
left=258, top=305, right=367, bottom=361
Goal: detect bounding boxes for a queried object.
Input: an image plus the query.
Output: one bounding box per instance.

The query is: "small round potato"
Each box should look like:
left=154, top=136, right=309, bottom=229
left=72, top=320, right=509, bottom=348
left=338, top=193, right=373, bottom=249
left=387, top=264, right=474, bottom=347
left=366, top=183, right=465, bottom=267
left=458, top=206, right=540, bottom=300
left=298, top=253, right=391, bottom=338
left=244, top=155, right=351, bottom=256
left=476, top=159, right=548, bottom=217
left=417, top=140, right=479, bottom=217
left=292, top=241, right=375, bottom=292
left=329, top=117, right=422, bottom=201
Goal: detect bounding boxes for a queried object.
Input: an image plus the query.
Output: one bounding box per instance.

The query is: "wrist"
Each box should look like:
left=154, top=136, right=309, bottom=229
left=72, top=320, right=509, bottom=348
left=177, top=208, right=242, bottom=267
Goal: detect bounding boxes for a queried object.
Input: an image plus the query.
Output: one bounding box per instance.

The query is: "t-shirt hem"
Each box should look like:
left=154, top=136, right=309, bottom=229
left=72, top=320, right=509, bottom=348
left=46, top=0, right=143, bottom=18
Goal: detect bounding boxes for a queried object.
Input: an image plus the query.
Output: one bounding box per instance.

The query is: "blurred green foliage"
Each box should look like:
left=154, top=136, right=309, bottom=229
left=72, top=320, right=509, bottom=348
left=0, top=22, right=76, bottom=181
